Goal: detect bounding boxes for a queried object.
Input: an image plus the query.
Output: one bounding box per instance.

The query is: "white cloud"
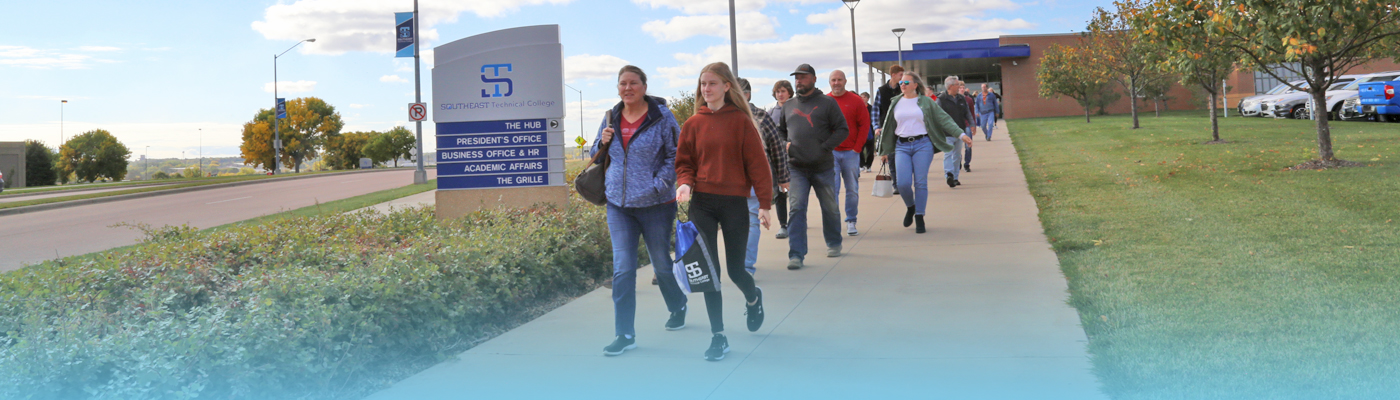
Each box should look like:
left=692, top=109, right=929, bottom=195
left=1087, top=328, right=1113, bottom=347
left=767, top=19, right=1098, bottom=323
left=263, top=80, right=317, bottom=93
left=641, top=12, right=778, bottom=42
left=251, top=0, right=574, bottom=56
left=380, top=75, right=409, bottom=83
left=75, top=46, right=122, bottom=52
left=656, top=0, right=1033, bottom=88
left=564, top=54, right=630, bottom=83
left=0, top=45, right=107, bottom=69
left=349, top=104, right=369, bottom=109
left=632, top=0, right=766, bottom=15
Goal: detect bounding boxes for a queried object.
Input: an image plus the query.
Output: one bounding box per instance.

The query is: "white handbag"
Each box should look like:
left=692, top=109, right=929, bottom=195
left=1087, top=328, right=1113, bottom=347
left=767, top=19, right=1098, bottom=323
left=871, top=162, right=894, bottom=198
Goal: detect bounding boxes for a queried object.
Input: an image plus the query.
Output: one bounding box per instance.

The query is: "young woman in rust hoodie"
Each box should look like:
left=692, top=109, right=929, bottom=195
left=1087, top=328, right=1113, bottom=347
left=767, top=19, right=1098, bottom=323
left=675, top=62, right=773, bottom=361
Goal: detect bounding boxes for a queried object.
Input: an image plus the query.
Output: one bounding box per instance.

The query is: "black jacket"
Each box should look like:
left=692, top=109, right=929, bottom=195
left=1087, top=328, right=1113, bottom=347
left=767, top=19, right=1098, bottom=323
left=938, top=93, right=971, bottom=130
left=777, top=88, right=849, bottom=172
left=875, top=82, right=901, bottom=130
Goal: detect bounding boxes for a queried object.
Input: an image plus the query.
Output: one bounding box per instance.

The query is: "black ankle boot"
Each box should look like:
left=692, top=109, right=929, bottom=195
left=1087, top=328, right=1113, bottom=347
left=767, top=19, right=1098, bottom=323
left=915, top=215, right=926, bottom=233
left=903, top=207, right=915, bottom=227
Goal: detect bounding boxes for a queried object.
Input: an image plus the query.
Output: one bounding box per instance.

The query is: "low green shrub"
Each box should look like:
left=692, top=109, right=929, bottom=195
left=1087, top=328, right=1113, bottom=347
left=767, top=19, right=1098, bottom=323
left=0, top=202, right=610, bottom=399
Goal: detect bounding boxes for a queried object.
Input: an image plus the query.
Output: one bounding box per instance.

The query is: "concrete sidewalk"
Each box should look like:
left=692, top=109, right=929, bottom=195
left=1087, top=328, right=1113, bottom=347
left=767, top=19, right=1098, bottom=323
left=367, top=124, right=1106, bottom=400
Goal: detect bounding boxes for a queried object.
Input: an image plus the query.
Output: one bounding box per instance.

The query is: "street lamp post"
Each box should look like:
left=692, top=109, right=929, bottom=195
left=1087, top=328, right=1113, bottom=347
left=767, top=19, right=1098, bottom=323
left=273, top=38, right=315, bottom=175
left=198, top=128, right=202, bottom=178
left=60, top=100, right=67, bottom=144
left=728, top=0, right=738, bottom=76
left=843, top=0, right=861, bottom=94
left=892, top=28, right=906, bottom=68
left=564, top=84, right=583, bottom=160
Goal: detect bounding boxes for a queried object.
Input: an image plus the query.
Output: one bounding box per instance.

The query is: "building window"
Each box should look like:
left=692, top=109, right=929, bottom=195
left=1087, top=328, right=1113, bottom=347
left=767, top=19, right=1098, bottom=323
left=1254, top=63, right=1304, bottom=94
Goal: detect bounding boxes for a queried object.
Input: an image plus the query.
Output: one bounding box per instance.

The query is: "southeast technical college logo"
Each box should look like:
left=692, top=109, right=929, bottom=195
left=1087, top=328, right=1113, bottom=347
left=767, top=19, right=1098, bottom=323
left=481, top=64, right=513, bottom=98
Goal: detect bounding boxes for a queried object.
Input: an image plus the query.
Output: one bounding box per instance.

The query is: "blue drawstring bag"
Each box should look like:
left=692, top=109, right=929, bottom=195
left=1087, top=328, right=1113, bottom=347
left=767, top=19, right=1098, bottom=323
left=673, top=212, right=721, bottom=294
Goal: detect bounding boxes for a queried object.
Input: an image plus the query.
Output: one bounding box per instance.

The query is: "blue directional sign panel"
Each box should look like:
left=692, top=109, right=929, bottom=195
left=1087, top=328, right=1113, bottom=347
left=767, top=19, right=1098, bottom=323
left=436, top=159, right=560, bottom=176
left=438, top=173, right=563, bottom=189
left=438, top=132, right=546, bottom=150
left=438, top=119, right=547, bottom=135
left=439, top=145, right=549, bottom=163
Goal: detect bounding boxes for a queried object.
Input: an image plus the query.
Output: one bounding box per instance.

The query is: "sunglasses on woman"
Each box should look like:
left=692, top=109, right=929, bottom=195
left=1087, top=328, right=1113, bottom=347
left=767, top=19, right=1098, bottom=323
left=899, top=81, right=913, bottom=86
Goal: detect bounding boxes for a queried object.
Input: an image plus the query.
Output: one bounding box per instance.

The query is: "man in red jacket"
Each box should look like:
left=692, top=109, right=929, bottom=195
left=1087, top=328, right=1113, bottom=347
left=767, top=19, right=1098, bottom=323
left=827, top=70, right=870, bottom=236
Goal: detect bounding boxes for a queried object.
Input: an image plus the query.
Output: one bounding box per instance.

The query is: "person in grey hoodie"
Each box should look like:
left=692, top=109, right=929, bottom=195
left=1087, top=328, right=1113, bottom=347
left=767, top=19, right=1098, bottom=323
left=776, top=64, right=849, bottom=269
left=591, top=66, right=688, bottom=357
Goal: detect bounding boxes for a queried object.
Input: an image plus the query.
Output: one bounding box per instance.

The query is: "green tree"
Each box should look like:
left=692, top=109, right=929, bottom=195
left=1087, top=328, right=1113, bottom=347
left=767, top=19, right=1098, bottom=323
left=1136, top=0, right=1237, bottom=142
left=1139, top=68, right=1175, bottom=117
left=1087, top=0, right=1158, bottom=128
left=1037, top=42, right=1115, bottom=122
left=325, top=130, right=377, bottom=170
left=362, top=127, right=415, bottom=167
left=668, top=91, right=696, bottom=126
left=56, top=129, right=132, bottom=183
left=238, top=97, right=343, bottom=173
left=1216, top=0, right=1400, bottom=163
left=24, top=140, right=58, bottom=186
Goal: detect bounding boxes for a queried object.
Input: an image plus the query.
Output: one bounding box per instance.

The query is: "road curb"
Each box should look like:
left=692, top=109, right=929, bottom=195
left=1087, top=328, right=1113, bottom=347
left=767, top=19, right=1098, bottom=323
left=0, top=182, right=179, bottom=200
left=0, top=168, right=429, bottom=217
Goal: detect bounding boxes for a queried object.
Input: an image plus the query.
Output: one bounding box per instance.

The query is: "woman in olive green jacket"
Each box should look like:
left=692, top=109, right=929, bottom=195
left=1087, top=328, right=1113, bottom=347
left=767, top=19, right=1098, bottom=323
left=876, top=72, right=964, bottom=233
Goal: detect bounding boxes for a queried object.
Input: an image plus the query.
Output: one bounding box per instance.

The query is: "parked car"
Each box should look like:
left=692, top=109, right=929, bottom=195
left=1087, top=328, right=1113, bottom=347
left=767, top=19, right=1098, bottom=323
left=1258, top=82, right=1310, bottom=118
left=1310, top=71, right=1400, bottom=120
left=1263, top=76, right=1362, bottom=119
left=1239, top=81, right=1300, bottom=117
left=1358, top=80, right=1400, bottom=122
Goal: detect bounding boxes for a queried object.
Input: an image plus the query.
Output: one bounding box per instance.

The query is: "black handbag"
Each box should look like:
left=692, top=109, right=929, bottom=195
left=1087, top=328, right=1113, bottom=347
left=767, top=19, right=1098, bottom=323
left=574, top=110, right=612, bottom=206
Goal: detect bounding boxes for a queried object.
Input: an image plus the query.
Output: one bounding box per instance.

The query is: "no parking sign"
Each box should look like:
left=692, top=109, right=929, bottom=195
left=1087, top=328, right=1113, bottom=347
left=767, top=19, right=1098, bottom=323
left=408, top=103, right=427, bottom=121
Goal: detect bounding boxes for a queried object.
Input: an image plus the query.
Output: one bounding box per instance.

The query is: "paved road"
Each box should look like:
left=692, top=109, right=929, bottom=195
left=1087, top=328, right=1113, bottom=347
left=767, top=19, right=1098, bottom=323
left=0, top=169, right=434, bottom=271
left=368, top=124, right=1106, bottom=400
left=0, top=183, right=179, bottom=204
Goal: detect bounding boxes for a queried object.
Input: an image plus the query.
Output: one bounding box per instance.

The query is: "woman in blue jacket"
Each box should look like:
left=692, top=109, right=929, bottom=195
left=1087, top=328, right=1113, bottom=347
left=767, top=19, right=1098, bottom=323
left=592, top=65, right=689, bottom=356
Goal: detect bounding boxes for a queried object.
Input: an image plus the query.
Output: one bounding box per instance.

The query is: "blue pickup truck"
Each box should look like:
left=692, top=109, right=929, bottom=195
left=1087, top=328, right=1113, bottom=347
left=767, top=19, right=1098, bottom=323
left=1357, top=81, right=1400, bottom=122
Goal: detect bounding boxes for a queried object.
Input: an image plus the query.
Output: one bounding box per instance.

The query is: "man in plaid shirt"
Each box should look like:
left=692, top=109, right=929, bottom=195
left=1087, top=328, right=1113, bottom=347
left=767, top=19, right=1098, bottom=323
left=740, top=78, right=790, bottom=276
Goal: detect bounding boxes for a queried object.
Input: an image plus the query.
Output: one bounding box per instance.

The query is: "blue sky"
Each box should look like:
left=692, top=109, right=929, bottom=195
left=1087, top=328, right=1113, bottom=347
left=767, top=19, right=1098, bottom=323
left=1, top=0, right=1104, bottom=160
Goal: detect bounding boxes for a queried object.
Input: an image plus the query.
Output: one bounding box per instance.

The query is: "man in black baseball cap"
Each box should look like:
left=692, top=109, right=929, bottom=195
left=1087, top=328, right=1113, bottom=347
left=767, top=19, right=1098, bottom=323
left=775, top=64, right=849, bottom=269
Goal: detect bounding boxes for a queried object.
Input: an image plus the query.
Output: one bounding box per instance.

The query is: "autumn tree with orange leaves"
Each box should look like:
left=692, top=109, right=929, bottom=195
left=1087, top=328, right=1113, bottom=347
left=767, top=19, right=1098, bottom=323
left=1134, top=0, right=1237, bottom=143
left=1215, top=0, right=1400, bottom=166
left=1037, top=42, right=1115, bottom=123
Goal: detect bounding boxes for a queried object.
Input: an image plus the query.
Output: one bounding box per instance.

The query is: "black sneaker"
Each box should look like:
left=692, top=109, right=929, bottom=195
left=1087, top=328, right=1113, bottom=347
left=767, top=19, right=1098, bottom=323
left=903, top=207, right=916, bottom=227
left=915, top=215, right=927, bottom=234
left=603, top=335, right=636, bottom=356
left=746, top=287, right=765, bottom=332
left=704, top=334, right=730, bottom=361
left=946, top=172, right=957, bottom=188
left=665, top=307, right=686, bottom=331
left=964, top=164, right=971, bottom=172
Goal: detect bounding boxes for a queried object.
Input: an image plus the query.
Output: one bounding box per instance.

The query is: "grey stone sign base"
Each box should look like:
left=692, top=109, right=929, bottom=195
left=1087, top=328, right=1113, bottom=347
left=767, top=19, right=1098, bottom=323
left=435, top=185, right=568, bottom=219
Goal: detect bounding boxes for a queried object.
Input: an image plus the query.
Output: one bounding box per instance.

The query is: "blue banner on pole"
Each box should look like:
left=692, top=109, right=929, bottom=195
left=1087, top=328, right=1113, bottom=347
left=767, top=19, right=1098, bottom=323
left=395, top=12, right=415, bottom=58
left=276, top=98, right=287, bottom=119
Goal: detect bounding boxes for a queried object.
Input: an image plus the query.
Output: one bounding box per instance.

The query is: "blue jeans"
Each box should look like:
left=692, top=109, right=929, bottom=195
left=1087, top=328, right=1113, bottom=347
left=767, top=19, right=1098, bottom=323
left=832, top=150, right=860, bottom=223
left=944, top=136, right=966, bottom=180
left=896, top=138, right=935, bottom=215
left=607, top=203, right=687, bottom=337
left=787, top=166, right=843, bottom=260
left=746, top=189, right=759, bottom=275
left=980, top=112, right=996, bottom=140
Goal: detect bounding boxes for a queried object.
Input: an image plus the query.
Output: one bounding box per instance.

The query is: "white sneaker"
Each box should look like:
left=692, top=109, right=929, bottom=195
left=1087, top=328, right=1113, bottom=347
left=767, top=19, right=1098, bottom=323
left=846, top=221, right=858, bottom=236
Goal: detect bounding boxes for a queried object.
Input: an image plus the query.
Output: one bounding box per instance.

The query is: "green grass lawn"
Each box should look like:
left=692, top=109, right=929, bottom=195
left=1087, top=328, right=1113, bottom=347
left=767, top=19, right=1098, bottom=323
left=1010, top=111, right=1400, bottom=400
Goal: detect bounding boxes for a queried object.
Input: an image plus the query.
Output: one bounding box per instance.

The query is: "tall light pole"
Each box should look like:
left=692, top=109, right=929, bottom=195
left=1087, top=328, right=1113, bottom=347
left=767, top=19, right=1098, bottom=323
left=564, top=84, right=583, bottom=160
left=273, top=38, right=315, bottom=175
left=60, top=100, right=67, bottom=144
left=843, top=0, right=861, bottom=94
left=198, top=128, right=203, bottom=178
left=892, top=28, right=906, bottom=68
left=728, top=0, right=739, bottom=76
left=411, top=0, right=427, bottom=184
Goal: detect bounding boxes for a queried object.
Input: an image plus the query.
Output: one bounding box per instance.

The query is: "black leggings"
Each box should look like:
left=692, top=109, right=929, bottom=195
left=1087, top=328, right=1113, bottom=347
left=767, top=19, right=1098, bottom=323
left=689, top=192, right=760, bottom=333
left=861, top=137, right=876, bottom=169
